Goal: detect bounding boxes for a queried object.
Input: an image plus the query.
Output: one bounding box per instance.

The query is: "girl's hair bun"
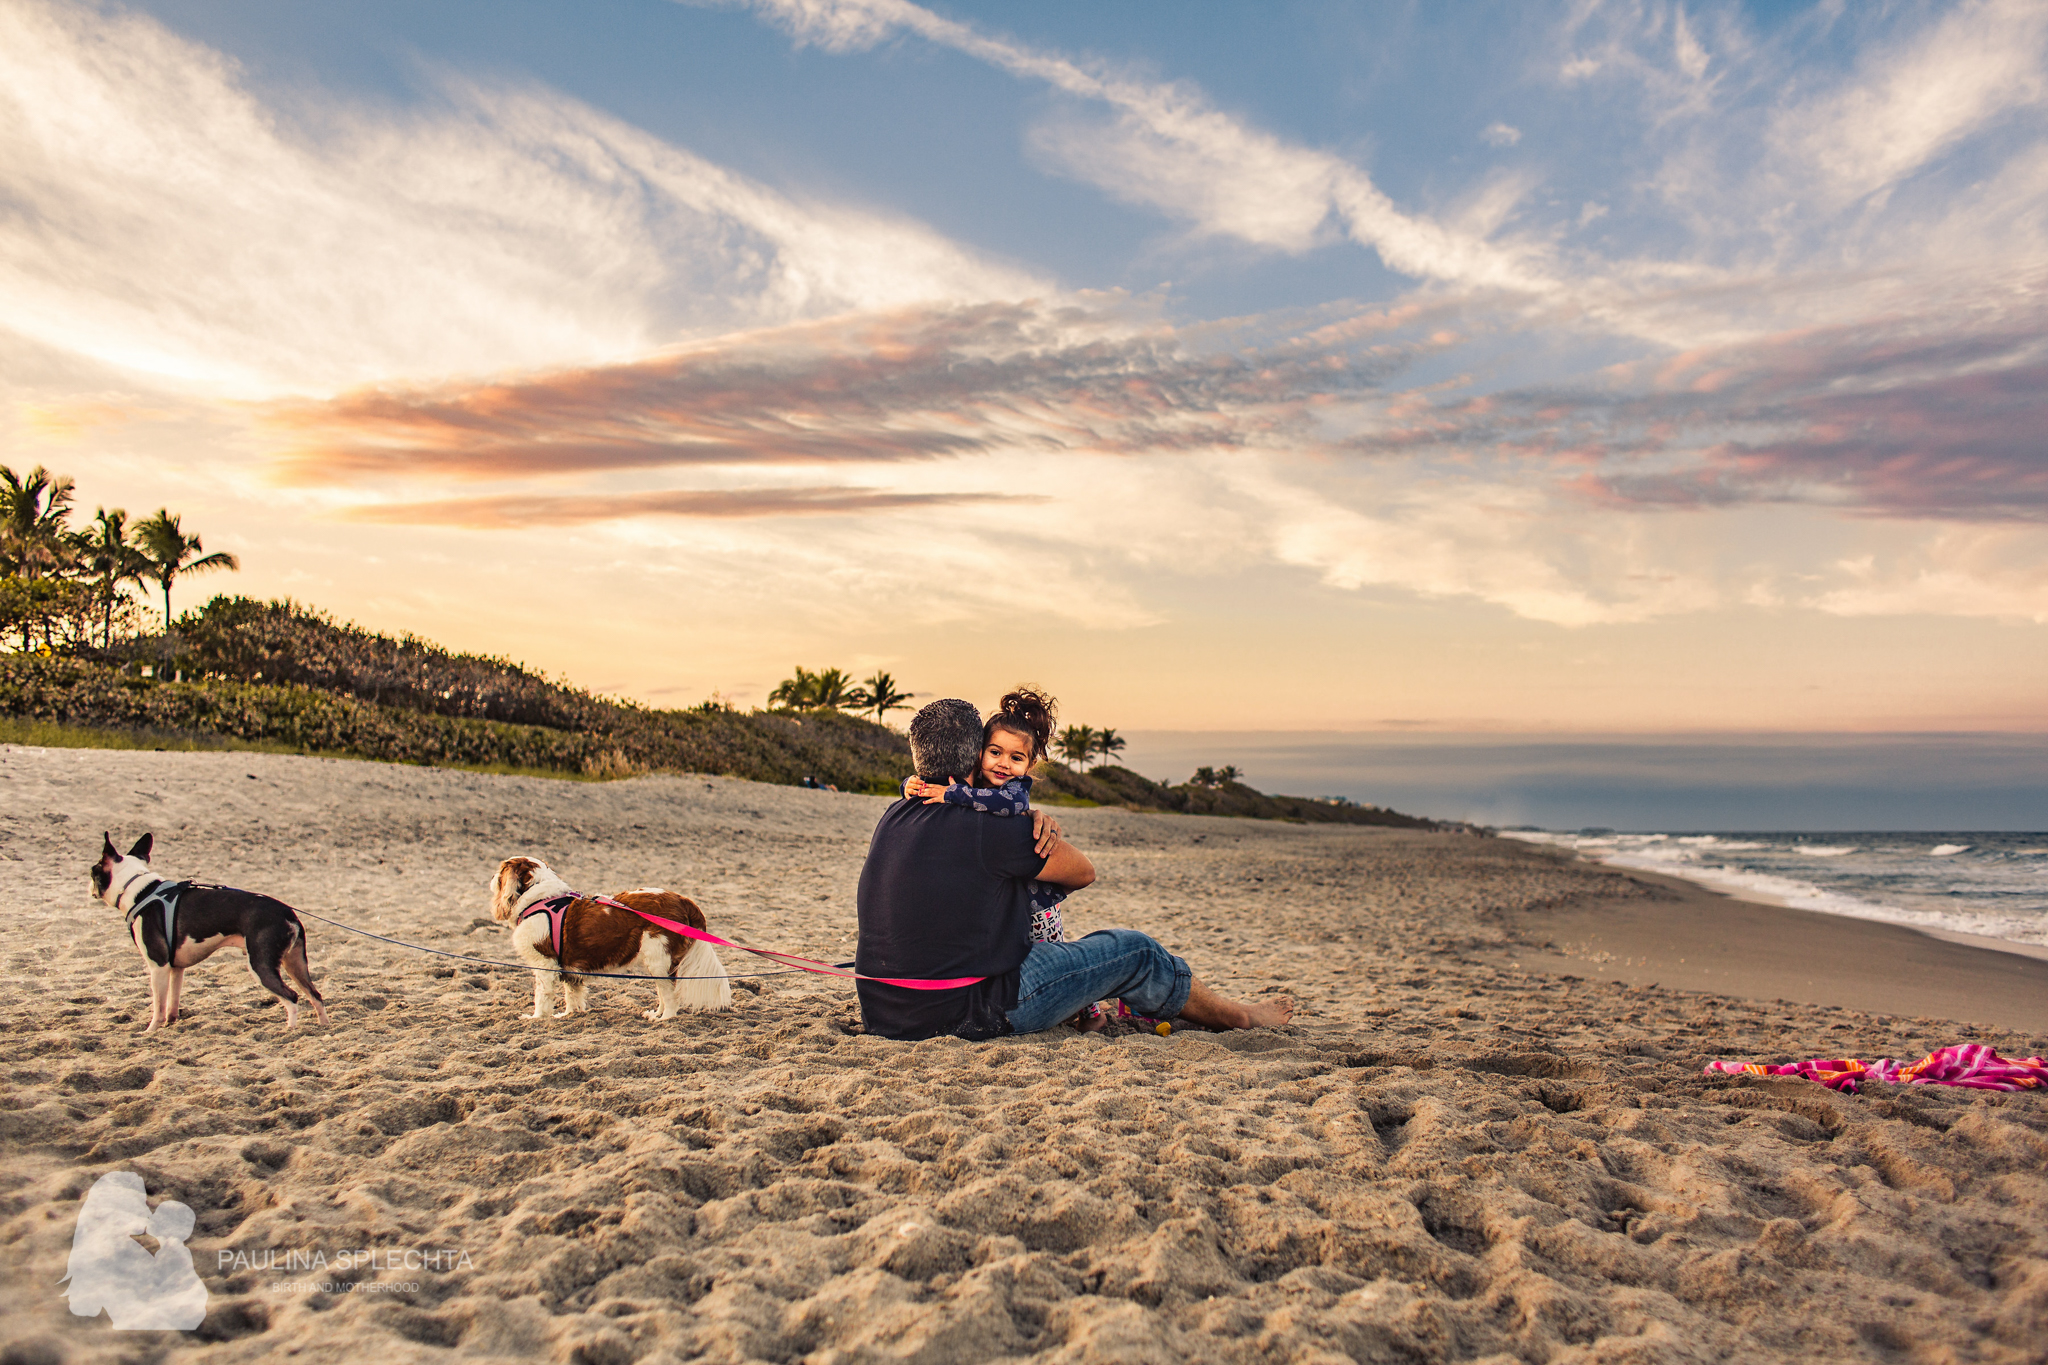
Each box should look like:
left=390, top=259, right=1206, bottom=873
left=987, top=686, right=1057, bottom=760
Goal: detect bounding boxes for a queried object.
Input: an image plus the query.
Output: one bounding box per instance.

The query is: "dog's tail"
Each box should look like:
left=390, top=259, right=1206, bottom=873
left=673, top=939, right=732, bottom=1011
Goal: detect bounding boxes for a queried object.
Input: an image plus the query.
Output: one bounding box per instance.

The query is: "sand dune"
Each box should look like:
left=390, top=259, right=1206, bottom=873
left=2, top=746, right=2044, bottom=1363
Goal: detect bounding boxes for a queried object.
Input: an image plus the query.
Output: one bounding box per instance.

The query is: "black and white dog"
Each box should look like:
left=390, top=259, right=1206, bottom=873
left=91, top=833, right=330, bottom=1032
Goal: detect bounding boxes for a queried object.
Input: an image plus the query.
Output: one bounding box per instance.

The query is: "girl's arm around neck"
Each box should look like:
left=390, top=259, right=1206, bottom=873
left=941, top=776, right=1032, bottom=816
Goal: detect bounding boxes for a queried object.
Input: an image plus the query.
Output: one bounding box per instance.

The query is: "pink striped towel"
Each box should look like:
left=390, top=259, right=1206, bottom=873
left=1704, top=1043, right=2048, bottom=1094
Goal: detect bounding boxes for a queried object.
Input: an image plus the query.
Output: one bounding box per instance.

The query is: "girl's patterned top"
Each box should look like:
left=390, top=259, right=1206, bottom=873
left=939, top=775, right=1033, bottom=816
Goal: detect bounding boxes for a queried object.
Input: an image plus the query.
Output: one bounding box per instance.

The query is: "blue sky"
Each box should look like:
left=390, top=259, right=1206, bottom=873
left=3, top=0, right=2046, bottom=771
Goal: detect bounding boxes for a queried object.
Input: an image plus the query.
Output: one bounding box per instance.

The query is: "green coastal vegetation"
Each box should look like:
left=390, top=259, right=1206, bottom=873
left=1, top=462, right=1441, bottom=825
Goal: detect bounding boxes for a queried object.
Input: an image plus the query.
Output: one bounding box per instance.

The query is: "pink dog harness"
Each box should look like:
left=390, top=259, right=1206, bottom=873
left=518, top=891, right=985, bottom=991
left=517, top=893, right=583, bottom=961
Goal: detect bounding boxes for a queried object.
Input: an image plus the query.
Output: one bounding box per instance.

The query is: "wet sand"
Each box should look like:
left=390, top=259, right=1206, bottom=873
left=1485, top=864, right=2048, bottom=1033
left=2, top=745, right=2044, bottom=1364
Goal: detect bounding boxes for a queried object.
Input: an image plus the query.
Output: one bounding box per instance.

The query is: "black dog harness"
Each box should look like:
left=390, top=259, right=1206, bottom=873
left=125, top=879, right=190, bottom=960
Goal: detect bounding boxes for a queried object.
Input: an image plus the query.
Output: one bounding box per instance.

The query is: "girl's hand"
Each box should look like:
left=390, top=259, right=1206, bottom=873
left=907, top=775, right=956, bottom=805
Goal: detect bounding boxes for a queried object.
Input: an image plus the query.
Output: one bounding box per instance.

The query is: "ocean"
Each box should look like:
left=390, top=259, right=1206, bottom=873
left=1116, top=731, right=2048, bottom=832
left=1501, top=830, right=2048, bottom=951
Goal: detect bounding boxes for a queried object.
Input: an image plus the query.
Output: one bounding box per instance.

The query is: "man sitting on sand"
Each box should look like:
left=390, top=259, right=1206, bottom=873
left=854, top=698, right=1294, bottom=1041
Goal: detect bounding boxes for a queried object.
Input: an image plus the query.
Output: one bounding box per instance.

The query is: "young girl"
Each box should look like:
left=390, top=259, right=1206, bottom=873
left=903, top=687, right=1075, bottom=945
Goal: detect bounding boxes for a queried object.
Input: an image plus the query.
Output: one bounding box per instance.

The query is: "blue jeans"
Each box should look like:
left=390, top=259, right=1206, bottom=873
left=1006, top=929, right=1193, bottom=1035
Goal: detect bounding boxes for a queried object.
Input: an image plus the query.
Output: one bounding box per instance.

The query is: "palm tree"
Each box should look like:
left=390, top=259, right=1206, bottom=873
left=1056, top=724, right=1097, bottom=768
left=769, top=665, right=862, bottom=711
left=1094, top=728, right=1127, bottom=770
left=859, top=670, right=910, bottom=720
left=769, top=666, right=819, bottom=709
left=1217, top=764, right=1240, bottom=784
left=0, top=464, right=79, bottom=579
left=82, top=508, right=152, bottom=647
left=809, top=667, right=859, bottom=709
left=133, top=509, right=239, bottom=628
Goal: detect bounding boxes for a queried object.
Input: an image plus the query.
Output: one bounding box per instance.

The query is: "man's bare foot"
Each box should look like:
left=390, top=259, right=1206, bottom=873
left=1241, top=996, right=1294, bottom=1028
left=1174, top=979, right=1295, bottom=1031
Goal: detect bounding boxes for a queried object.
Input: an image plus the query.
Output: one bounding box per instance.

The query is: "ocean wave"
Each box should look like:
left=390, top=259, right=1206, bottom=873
left=1500, top=829, right=2047, bottom=949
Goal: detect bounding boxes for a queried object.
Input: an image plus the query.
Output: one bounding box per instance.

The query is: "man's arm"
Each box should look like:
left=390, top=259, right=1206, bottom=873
left=1034, top=836, right=1095, bottom=890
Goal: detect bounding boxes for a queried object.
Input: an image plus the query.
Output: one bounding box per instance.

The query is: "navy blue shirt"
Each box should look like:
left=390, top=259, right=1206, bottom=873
left=855, top=798, right=1048, bottom=1040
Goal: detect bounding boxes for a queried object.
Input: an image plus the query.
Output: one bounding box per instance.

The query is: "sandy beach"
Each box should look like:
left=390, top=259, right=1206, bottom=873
left=3, top=745, right=2045, bottom=1364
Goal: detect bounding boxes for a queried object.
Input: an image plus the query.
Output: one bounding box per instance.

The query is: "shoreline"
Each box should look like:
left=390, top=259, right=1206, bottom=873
left=1521, top=835, right=2048, bottom=967
left=1487, top=861, right=2048, bottom=1033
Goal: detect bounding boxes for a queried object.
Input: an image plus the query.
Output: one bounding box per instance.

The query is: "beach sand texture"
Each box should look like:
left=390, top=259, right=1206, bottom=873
left=3, top=746, right=2045, bottom=1364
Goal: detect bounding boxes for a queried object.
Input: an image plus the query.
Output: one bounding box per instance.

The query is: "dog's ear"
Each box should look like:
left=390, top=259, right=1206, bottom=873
left=127, top=832, right=153, bottom=862
left=102, top=833, right=119, bottom=862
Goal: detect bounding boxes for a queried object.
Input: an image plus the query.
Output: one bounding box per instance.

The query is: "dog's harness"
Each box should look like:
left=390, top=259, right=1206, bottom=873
left=125, top=879, right=189, bottom=960
left=517, top=891, right=985, bottom=990
left=518, top=892, right=682, bottom=963
left=516, top=893, right=585, bottom=961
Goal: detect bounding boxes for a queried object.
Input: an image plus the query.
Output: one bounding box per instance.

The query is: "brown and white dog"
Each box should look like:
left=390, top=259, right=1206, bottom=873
left=488, top=857, right=731, bottom=1019
left=92, top=832, right=329, bottom=1032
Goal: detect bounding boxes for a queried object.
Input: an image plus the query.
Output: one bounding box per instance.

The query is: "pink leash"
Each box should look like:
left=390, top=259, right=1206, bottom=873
left=527, top=893, right=986, bottom=991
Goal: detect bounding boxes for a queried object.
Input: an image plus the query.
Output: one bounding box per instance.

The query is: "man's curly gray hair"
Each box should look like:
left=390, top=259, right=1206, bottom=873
left=908, top=698, right=983, bottom=783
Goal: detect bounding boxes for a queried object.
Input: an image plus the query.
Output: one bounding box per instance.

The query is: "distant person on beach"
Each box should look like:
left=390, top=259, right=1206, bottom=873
left=856, top=696, right=1294, bottom=1040
left=904, top=688, right=1109, bottom=1030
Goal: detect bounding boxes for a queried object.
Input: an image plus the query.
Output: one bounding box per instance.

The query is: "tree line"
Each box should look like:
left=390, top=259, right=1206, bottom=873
left=762, top=674, right=1141, bottom=775
left=0, top=464, right=239, bottom=651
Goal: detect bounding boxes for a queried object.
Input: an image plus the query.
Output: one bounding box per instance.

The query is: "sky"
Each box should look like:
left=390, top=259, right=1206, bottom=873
left=5, top=0, right=2047, bottom=794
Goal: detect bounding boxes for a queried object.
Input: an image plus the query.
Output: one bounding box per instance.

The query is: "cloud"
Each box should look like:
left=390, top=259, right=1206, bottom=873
left=1777, top=0, right=2048, bottom=207
left=1810, top=526, right=2048, bottom=624
left=266, top=298, right=1444, bottom=485
left=1481, top=122, right=1522, bottom=147
left=271, top=262, right=2048, bottom=538
left=341, top=485, right=1033, bottom=528
left=1352, top=281, right=2048, bottom=522
left=718, top=0, right=1553, bottom=292
left=0, top=0, right=1040, bottom=399
left=1231, top=468, right=1722, bottom=627
left=1549, top=0, right=1734, bottom=112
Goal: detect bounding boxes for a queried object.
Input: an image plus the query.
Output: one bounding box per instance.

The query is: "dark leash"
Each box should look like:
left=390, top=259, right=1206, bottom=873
left=292, top=908, right=821, bottom=982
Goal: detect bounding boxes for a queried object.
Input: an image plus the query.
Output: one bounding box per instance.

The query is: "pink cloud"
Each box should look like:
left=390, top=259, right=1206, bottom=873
left=264, top=285, right=2047, bottom=526
left=340, top=486, right=1035, bottom=528
left=1355, top=303, right=2048, bottom=520
left=265, top=301, right=1427, bottom=486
